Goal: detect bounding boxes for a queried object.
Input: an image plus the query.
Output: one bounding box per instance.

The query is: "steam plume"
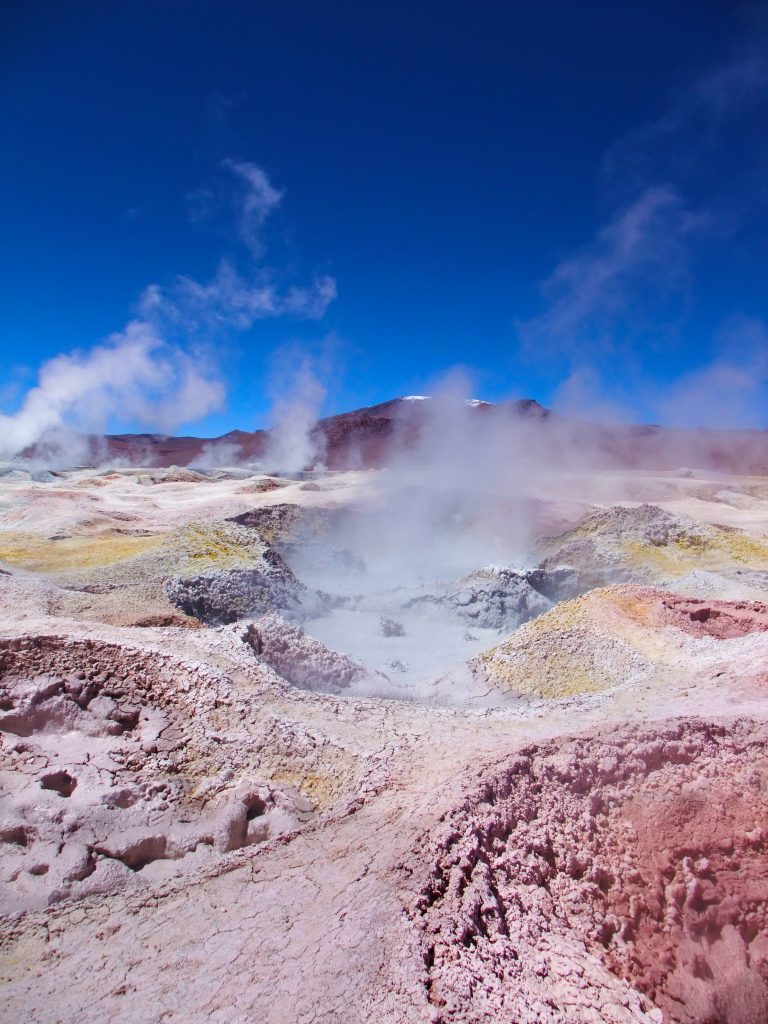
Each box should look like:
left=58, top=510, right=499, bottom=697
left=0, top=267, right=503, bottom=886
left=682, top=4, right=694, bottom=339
left=0, top=160, right=336, bottom=462
left=263, top=352, right=328, bottom=473
left=0, top=321, right=224, bottom=463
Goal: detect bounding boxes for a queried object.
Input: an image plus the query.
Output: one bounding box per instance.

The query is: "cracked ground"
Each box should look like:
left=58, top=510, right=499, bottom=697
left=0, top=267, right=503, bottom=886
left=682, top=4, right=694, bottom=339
left=2, top=465, right=768, bottom=1023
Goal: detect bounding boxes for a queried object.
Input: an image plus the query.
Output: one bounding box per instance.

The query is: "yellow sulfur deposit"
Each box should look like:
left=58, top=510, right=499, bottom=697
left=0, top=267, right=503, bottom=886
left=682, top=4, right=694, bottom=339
left=623, top=531, right=768, bottom=579
left=473, top=587, right=661, bottom=699
left=172, top=522, right=269, bottom=575
left=0, top=530, right=163, bottom=573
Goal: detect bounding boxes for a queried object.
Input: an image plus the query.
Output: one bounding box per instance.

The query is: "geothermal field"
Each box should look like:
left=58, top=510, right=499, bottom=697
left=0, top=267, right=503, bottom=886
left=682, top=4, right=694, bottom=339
left=2, top=397, right=768, bottom=1023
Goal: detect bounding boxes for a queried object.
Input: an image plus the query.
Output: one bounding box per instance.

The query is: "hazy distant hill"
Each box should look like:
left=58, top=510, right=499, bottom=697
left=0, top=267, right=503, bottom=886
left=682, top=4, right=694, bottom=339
left=65, top=395, right=768, bottom=473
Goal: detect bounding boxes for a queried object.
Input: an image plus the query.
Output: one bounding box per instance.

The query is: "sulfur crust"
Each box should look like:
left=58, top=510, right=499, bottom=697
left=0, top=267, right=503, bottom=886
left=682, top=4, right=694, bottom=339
left=623, top=532, right=768, bottom=578
left=475, top=598, right=649, bottom=698
left=474, top=586, right=685, bottom=699
left=173, top=523, right=269, bottom=575
left=0, top=530, right=163, bottom=572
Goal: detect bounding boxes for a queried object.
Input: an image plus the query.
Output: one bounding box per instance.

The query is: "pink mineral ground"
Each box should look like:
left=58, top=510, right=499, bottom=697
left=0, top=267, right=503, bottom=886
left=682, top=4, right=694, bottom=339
left=654, top=596, right=768, bottom=641
left=414, top=721, right=768, bottom=1024
left=2, top=465, right=768, bottom=1022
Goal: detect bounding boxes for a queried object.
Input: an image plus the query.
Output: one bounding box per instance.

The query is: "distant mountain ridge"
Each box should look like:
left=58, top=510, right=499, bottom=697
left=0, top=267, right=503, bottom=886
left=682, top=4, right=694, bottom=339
left=52, top=395, right=768, bottom=473
left=98, top=396, right=549, bottom=469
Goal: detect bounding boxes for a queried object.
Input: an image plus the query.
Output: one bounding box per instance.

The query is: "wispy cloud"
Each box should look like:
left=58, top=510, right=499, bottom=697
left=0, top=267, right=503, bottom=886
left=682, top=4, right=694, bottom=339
left=173, top=159, right=335, bottom=331
left=517, top=186, right=701, bottom=359
left=602, top=28, right=768, bottom=195
left=142, top=260, right=336, bottom=335
left=206, top=91, right=242, bottom=135
left=0, top=160, right=336, bottom=460
left=652, top=317, right=768, bottom=430
left=517, top=16, right=768, bottom=429
left=222, top=158, right=284, bottom=256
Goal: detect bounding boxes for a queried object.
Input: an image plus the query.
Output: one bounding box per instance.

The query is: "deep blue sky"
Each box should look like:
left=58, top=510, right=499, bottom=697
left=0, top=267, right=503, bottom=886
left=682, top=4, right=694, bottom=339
left=2, top=0, right=767, bottom=436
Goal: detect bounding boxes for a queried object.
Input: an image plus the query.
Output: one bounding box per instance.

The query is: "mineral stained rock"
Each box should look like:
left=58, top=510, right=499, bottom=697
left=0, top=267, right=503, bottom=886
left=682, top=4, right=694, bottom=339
left=471, top=584, right=768, bottom=699
left=539, top=503, right=768, bottom=590
left=414, top=720, right=768, bottom=1024
left=165, top=563, right=322, bottom=625
left=405, top=565, right=577, bottom=631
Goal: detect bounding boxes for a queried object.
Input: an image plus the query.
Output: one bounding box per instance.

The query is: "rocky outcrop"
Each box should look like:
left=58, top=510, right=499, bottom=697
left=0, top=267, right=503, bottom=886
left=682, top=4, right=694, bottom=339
left=164, top=518, right=329, bottom=626
left=165, top=561, right=324, bottom=626
left=412, top=719, right=768, bottom=1024
left=539, top=503, right=768, bottom=589
left=406, top=565, right=580, bottom=632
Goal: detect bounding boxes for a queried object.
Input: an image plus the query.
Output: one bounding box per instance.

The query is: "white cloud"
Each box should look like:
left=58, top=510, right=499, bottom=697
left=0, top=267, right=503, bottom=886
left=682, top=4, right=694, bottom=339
left=144, top=260, right=336, bottom=334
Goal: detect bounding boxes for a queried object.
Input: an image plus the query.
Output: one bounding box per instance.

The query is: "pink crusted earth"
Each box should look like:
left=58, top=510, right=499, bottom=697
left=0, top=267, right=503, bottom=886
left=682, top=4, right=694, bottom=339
left=1, top=461, right=768, bottom=1022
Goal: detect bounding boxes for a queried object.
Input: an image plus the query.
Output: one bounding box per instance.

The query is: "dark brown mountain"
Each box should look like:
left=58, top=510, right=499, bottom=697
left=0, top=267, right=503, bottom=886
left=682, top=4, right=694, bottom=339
left=62, top=395, right=768, bottom=474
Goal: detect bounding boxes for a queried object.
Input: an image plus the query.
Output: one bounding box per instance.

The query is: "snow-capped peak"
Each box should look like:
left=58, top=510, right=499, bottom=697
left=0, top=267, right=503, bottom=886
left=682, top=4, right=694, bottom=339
left=400, top=395, right=494, bottom=406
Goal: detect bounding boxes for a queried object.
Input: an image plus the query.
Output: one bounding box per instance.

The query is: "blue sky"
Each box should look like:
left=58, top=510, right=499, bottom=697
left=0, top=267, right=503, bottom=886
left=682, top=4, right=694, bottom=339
left=1, top=0, right=767, bottom=440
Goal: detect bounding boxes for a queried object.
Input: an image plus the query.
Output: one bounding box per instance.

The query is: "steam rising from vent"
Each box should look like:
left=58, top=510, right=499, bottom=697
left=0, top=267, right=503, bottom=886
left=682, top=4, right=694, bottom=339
left=324, top=381, right=547, bottom=590
left=286, top=373, right=768, bottom=606
left=262, top=352, right=329, bottom=474
left=0, top=159, right=336, bottom=464
left=191, top=439, right=244, bottom=469
left=0, top=321, right=225, bottom=464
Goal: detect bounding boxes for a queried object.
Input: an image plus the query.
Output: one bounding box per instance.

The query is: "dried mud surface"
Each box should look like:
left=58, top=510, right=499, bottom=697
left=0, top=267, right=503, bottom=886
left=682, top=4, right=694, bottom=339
left=0, top=634, right=317, bottom=915
left=2, top=465, right=768, bottom=1023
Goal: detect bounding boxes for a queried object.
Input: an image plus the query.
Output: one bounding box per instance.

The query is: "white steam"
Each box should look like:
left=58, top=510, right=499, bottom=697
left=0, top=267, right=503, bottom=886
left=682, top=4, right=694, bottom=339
left=298, top=375, right=550, bottom=593
left=262, top=354, right=327, bottom=473
left=190, top=439, right=245, bottom=469
left=0, top=159, right=336, bottom=463
left=0, top=320, right=224, bottom=462
left=652, top=317, right=768, bottom=429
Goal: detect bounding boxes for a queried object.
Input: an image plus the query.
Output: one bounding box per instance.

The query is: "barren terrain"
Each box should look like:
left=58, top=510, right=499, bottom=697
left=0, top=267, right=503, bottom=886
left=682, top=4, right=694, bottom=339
left=2, top=448, right=768, bottom=1022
